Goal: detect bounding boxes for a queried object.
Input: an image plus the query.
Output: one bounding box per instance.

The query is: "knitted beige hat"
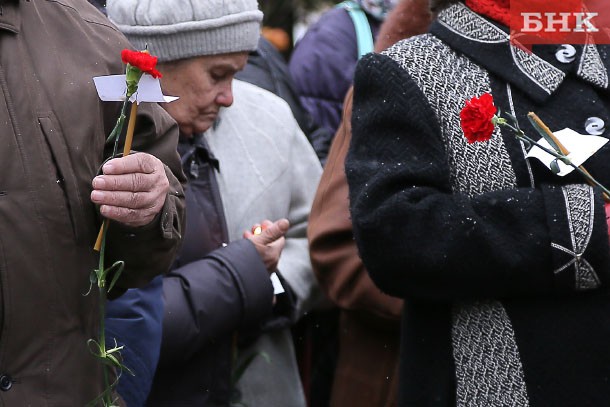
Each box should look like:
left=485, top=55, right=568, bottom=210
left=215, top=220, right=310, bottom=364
left=107, top=0, right=263, bottom=62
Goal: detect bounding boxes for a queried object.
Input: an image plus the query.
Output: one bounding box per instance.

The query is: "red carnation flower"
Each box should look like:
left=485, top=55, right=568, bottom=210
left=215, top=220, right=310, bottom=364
left=460, top=93, right=497, bottom=143
left=121, top=49, right=162, bottom=79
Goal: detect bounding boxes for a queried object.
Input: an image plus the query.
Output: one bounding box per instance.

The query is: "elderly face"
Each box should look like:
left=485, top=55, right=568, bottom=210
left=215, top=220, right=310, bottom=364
left=158, top=52, right=249, bottom=136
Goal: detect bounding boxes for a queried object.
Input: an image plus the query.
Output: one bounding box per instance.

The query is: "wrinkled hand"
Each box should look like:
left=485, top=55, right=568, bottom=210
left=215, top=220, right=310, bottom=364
left=243, top=218, right=290, bottom=274
left=91, top=153, right=169, bottom=228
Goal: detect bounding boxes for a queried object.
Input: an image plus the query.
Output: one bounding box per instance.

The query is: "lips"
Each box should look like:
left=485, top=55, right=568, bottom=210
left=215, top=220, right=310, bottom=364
left=200, top=110, right=218, bottom=120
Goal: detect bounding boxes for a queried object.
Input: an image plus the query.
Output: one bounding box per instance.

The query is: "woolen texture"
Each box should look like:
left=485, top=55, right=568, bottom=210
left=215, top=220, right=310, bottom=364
left=347, top=3, right=610, bottom=406
left=106, top=0, right=263, bottom=61
left=465, top=0, right=510, bottom=26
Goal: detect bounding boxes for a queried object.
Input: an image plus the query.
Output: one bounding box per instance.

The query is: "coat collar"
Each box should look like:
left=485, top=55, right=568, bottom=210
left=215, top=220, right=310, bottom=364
left=0, top=0, right=20, bottom=34
left=430, top=3, right=610, bottom=103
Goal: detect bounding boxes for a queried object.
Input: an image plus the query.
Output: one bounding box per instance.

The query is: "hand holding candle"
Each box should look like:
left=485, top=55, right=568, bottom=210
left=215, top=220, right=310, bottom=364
left=243, top=218, right=290, bottom=274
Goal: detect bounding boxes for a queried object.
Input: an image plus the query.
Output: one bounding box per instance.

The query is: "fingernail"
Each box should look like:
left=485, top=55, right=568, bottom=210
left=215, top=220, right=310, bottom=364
left=102, top=163, right=114, bottom=173
left=92, top=176, right=105, bottom=189
left=91, top=191, right=104, bottom=201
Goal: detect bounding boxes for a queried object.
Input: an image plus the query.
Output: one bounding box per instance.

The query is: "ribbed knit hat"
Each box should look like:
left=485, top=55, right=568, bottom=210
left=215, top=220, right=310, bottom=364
left=106, top=0, right=263, bottom=62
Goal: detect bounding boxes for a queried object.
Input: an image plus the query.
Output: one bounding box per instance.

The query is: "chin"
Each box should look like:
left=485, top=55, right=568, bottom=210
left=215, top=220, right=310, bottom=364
left=194, top=124, right=212, bottom=134
left=195, top=118, right=216, bottom=133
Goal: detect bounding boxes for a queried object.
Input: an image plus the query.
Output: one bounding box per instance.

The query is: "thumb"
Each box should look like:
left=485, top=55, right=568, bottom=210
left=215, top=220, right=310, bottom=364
left=259, top=218, right=290, bottom=244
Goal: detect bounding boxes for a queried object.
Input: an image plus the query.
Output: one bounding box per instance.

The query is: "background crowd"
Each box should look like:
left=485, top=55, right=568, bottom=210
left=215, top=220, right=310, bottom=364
left=3, top=0, right=610, bottom=406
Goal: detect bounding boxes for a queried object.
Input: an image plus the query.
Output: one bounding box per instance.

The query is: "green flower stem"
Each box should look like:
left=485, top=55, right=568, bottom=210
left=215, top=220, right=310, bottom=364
left=111, top=99, right=129, bottom=156
left=90, top=97, right=133, bottom=407
left=89, top=57, right=148, bottom=407
left=499, top=121, right=610, bottom=199
left=98, top=222, right=111, bottom=406
left=94, top=99, right=129, bottom=253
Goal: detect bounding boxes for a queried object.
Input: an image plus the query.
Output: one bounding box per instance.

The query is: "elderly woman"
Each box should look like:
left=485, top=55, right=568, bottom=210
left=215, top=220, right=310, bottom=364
left=107, top=1, right=323, bottom=406
left=346, top=0, right=610, bottom=405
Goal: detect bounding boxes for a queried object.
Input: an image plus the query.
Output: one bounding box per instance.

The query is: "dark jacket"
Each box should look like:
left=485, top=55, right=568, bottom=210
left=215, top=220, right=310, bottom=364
left=0, top=1, right=185, bottom=405
left=105, top=276, right=164, bottom=407
left=147, top=135, right=274, bottom=406
left=289, top=7, right=380, bottom=163
left=347, top=3, right=610, bottom=406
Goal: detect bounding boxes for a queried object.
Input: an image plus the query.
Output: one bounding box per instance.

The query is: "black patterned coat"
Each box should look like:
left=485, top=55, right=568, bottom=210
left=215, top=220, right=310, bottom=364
left=346, top=3, right=610, bottom=406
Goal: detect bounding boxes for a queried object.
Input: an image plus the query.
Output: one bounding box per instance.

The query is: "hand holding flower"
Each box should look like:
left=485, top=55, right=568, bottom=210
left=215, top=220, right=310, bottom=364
left=91, top=153, right=169, bottom=227
left=88, top=48, right=167, bottom=407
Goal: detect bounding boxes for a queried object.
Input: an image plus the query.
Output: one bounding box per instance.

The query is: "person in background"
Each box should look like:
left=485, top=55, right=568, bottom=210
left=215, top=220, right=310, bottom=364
left=289, top=3, right=398, bottom=401
left=289, top=0, right=398, bottom=164
left=0, top=0, right=185, bottom=405
left=235, top=36, right=332, bottom=164
left=106, top=0, right=323, bottom=406
left=234, top=35, right=336, bottom=405
left=308, top=1, right=432, bottom=406
left=346, top=0, right=610, bottom=405
left=104, top=276, right=164, bottom=407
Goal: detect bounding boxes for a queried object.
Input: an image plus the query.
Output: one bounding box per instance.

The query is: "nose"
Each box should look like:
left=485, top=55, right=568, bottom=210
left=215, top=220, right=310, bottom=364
left=216, top=83, right=234, bottom=107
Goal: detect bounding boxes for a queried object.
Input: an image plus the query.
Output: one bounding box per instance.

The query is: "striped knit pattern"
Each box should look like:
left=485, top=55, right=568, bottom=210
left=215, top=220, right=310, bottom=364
left=384, top=33, right=530, bottom=407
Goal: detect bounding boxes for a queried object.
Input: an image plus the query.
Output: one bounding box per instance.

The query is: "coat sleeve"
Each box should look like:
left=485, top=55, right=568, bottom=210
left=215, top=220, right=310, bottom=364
left=308, top=87, right=402, bottom=321
left=159, top=239, right=274, bottom=366
left=103, top=102, right=186, bottom=290
left=275, top=125, right=325, bottom=321
left=345, top=53, right=610, bottom=302
left=104, top=275, right=164, bottom=407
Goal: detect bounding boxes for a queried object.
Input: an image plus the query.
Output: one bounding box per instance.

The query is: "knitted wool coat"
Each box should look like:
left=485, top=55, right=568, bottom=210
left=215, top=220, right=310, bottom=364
left=346, top=3, right=610, bottom=406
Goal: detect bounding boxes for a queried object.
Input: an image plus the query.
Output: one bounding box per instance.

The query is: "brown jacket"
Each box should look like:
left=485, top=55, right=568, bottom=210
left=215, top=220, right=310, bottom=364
left=0, top=1, right=185, bottom=405
left=308, top=87, right=402, bottom=407
left=307, top=2, right=432, bottom=405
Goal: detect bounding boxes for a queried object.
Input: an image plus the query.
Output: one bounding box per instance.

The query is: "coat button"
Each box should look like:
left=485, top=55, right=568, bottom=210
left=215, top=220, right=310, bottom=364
left=585, top=117, right=605, bottom=136
left=0, top=374, right=13, bottom=391
left=555, top=44, right=577, bottom=63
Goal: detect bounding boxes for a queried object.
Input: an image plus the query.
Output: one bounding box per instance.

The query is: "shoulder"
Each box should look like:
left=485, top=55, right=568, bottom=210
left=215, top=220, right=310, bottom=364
left=304, top=7, right=355, bottom=39
left=211, top=80, right=301, bottom=159
left=382, top=34, right=457, bottom=73
left=230, top=80, right=298, bottom=130
left=291, top=7, right=357, bottom=61
left=357, top=33, right=476, bottom=101
left=34, top=0, right=129, bottom=71
left=40, top=0, right=119, bottom=32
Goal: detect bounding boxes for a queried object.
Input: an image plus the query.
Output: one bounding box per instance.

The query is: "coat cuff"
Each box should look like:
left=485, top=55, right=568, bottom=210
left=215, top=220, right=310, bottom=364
left=208, top=239, right=274, bottom=328
left=543, top=184, right=610, bottom=293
